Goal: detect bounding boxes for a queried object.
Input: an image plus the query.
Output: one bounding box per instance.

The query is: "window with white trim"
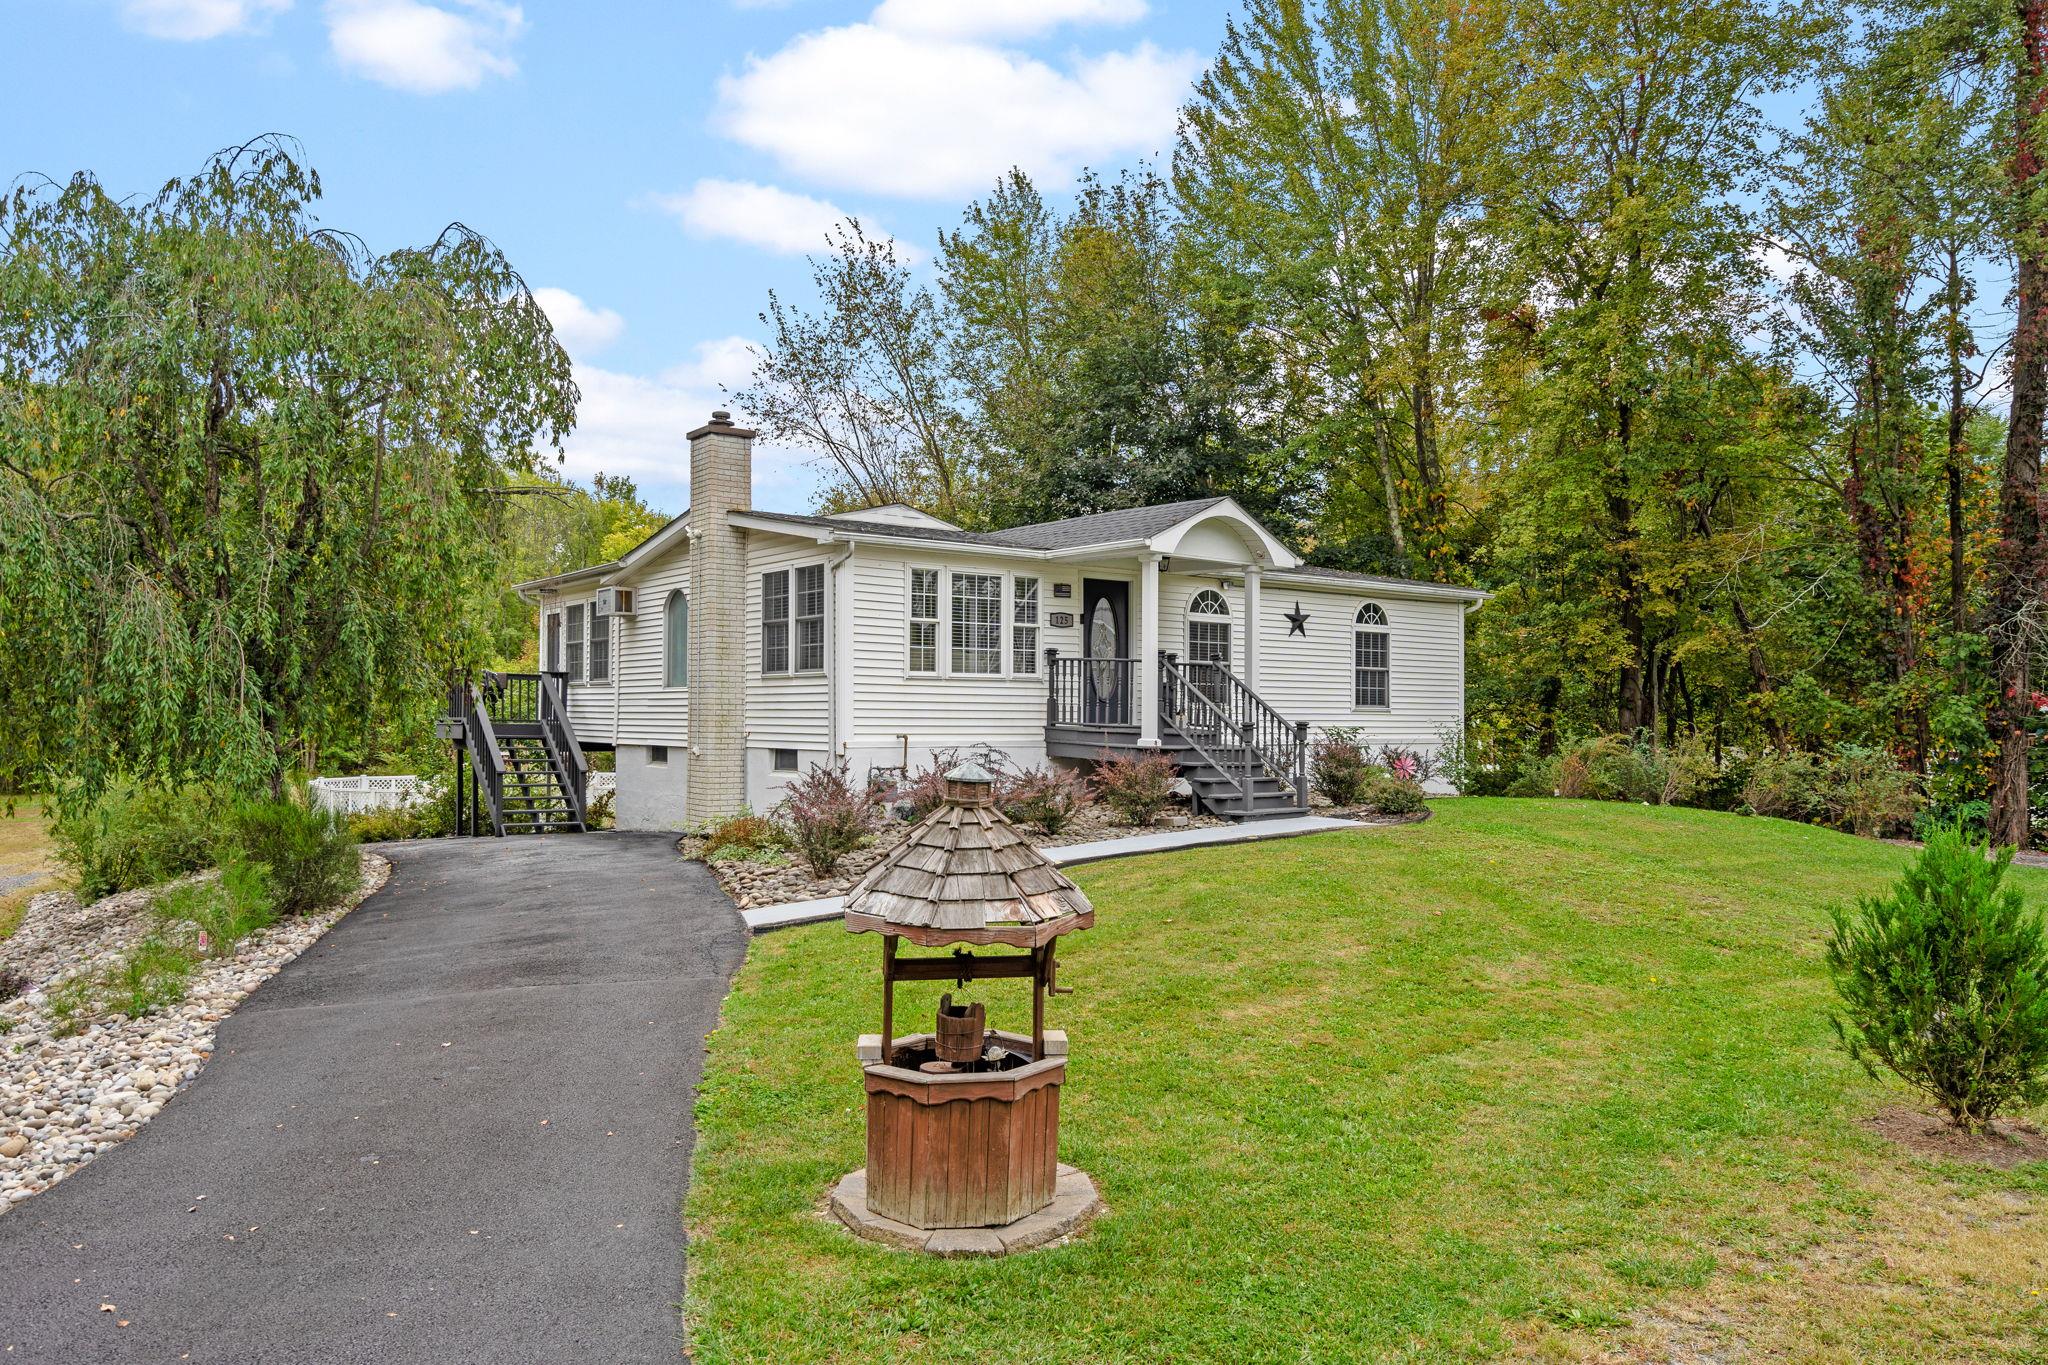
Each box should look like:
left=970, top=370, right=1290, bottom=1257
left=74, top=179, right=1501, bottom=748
left=950, top=572, right=1003, bottom=675
left=1354, top=602, right=1390, bottom=708
left=761, top=570, right=790, bottom=674
left=908, top=568, right=939, bottom=674
left=544, top=611, right=562, bottom=673
left=589, top=596, right=611, bottom=682
left=1187, top=588, right=1231, bottom=669
left=794, top=563, right=826, bottom=672
left=1012, top=575, right=1041, bottom=675
left=566, top=603, right=586, bottom=682
left=665, top=591, right=688, bottom=688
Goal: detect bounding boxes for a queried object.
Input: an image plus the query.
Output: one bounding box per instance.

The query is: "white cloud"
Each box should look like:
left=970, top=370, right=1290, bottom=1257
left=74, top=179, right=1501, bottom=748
left=325, top=0, right=522, bottom=93
left=120, top=0, right=289, bottom=40
left=715, top=22, right=1199, bottom=198
left=647, top=179, right=920, bottom=261
left=871, top=0, right=1145, bottom=40
left=552, top=337, right=819, bottom=512
left=531, top=287, right=624, bottom=358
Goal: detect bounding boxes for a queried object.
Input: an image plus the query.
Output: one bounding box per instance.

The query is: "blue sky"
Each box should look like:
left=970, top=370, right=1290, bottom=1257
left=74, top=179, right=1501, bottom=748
left=8, top=0, right=1234, bottom=515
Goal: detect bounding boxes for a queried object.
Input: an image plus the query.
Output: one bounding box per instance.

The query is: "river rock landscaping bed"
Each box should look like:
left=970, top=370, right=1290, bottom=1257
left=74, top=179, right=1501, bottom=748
left=686, top=803, right=1233, bottom=909
left=0, top=849, right=389, bottom=1210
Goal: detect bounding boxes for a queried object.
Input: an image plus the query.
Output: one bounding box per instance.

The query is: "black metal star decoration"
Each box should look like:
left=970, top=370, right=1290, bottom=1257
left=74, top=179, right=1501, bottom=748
left=1285, top=601, right=1310, bottom=636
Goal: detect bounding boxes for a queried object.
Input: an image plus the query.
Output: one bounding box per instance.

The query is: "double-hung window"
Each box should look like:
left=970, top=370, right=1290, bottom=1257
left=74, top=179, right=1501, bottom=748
left=908, top=568, right=940, bottom=674
left=794, top=564, right=826, bottom=672
left=588, top=596, right=611, bottom=682
left=761, top=570, right=791, bottom=674
left=1012, top=576, right=1041, bottom=675
left=1354, top=603, right=1390, bottom=708
left=566, top=603, right=586, bottom=682
left=950, top=572, right=1004, bottom=675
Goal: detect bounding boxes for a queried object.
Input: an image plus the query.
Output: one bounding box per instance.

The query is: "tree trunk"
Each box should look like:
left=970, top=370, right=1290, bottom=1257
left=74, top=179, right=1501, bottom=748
left=1989, top=2, right=2048, bottom=848
left=1946, top=242, right=1973, bottom=638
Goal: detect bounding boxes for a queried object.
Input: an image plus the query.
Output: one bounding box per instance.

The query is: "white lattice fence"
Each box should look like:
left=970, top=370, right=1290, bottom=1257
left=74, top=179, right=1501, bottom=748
left=309, top=772, right=614, bottom=815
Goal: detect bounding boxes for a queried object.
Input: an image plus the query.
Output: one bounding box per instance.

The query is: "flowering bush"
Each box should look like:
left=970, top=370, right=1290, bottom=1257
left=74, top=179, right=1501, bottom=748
left=1091, top=750, right=1179, bottom=826
left=1001, top=766, right=1093, bottom=835
left=778, top=762, right=881, bottom=875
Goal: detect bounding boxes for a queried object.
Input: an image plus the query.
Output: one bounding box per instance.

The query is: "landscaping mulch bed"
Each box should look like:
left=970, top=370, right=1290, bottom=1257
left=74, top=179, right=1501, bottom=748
left=686, top=800, right=1432, bottom=909
left=684, top=802, right=1236, bottom=909
left=0, top=850, right=390, bottom=1210
left=1865, top=1105, right=2048, bottom=1170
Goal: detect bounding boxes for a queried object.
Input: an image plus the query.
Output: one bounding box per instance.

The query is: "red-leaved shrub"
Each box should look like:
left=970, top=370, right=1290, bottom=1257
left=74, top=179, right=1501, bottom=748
left=1091, top=750, right=1179, bottom=826
left=779, top=762, right=880, bottom=875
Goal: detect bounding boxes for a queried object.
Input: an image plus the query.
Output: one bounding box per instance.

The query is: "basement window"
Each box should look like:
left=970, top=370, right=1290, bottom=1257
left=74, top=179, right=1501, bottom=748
left=772, top=748, right=800, bottom=773
left=648, top=745, right=668, bottom=765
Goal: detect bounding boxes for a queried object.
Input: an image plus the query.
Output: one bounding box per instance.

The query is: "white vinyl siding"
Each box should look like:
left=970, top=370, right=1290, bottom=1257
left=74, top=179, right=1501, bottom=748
left=1255, top=582, right=1464, bottom=748
left=745, top=539, right=831, bottom=750
left=612, top=549, right=689, bottom=745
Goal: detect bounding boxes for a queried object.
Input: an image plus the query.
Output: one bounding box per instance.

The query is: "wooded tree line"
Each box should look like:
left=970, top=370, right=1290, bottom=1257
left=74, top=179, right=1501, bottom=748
left=736, top=0, right=2048, bottom=843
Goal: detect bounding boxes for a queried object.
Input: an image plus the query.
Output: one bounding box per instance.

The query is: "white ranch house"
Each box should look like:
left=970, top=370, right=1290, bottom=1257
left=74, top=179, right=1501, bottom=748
left=470, top=412, right=1483, bottom=833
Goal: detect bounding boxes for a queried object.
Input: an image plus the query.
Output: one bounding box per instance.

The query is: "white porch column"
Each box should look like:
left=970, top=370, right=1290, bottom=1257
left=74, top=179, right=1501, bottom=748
left=1138, top=552, right=1162, bottom=747
left=1243, top=564, right=1262, bottom=692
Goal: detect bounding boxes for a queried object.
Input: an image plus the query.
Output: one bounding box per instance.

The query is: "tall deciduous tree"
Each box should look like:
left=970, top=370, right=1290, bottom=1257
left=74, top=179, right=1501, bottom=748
left=0, top=139, right=577, bottom=798
left=734, top=222, right=969, bottom=520
left=1175, top=0, right=1510, bottom=577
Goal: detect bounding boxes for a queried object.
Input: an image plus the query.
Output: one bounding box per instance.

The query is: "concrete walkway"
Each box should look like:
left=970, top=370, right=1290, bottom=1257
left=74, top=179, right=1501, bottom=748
left=743, top=814, right=1373, bottom=931
left=0, top=832, right=746, bottom=1365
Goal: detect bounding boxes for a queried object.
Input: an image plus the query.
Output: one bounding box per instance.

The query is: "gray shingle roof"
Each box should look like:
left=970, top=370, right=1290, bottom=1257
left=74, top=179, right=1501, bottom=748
left=695, top=502, right=1485, bottom=601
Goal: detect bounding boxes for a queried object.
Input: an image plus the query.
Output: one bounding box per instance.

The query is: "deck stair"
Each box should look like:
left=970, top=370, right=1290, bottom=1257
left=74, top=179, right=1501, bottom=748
left=1045, top=652, right=1311, bottom=821
left=446, top=670, right=591, bottom=836
left=496, top=736, right=584, bottom=833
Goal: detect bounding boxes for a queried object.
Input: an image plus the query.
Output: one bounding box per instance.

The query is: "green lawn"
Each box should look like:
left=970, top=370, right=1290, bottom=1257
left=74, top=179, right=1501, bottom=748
left=684, top=799, right=2048, bottom=1363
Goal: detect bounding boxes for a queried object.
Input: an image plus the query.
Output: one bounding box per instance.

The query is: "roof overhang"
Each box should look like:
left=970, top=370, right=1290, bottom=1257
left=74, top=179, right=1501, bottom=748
left=1262, top=568, right=1490, bottom=605
left=513, top=562, right=619, bottom=601
left=1145, top=497, right=1302, bottom=569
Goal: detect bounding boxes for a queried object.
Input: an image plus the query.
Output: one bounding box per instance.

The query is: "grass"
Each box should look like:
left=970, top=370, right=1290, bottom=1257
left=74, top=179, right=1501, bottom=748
left=0, top=798, right=60, bottom=942
left=684, top=798, right=2048, bottom=1363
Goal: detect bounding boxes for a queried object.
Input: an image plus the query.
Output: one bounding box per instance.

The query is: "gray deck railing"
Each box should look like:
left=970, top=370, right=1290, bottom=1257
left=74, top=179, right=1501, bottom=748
left=1159, top=654, right=1309, bottom=802
left=1045, top=650, right=1138, bottom=728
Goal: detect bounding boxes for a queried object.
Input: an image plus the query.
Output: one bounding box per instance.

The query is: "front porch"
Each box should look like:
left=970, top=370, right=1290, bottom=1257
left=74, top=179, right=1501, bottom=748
left=1044, top=650, right=1310, bottom=820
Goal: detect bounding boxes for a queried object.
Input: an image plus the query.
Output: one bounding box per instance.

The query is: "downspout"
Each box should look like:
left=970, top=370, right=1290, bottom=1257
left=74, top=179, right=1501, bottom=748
left=825, top=540, right=855, bottom=763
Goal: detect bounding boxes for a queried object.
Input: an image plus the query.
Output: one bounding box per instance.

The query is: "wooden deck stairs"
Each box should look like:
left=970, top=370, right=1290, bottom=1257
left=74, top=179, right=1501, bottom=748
left=445, top=671, right=591, bottom=836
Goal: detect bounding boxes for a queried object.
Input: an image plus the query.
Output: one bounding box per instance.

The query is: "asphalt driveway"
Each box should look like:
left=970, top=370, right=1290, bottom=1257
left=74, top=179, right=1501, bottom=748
left=0, top=831, right=746, bottom=1364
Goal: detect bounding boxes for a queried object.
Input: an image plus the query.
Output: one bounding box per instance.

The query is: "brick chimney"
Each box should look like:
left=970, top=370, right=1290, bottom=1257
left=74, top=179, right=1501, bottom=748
left=686, top=410, right=753, bottom=823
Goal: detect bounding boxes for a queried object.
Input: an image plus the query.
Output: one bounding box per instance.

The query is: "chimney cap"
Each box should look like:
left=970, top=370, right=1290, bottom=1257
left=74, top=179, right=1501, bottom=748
left=687, top=409, right=758, bottom=441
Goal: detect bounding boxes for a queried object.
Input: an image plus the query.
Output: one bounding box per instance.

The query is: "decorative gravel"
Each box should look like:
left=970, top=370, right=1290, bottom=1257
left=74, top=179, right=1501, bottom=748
left=0, top=850, right=390, bottom=1210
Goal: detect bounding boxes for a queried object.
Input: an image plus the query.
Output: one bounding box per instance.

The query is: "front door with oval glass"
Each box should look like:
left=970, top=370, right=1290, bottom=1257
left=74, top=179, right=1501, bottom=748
left=1081, top=578, right=1130, bottom=726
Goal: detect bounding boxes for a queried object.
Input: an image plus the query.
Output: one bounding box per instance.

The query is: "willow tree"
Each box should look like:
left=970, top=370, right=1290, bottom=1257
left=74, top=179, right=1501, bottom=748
left=0, top=139, right=577, bottom=798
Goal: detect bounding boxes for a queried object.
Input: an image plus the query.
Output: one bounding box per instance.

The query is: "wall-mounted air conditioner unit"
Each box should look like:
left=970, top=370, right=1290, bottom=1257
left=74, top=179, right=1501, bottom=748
left=596, top=587, right=636, bottom=617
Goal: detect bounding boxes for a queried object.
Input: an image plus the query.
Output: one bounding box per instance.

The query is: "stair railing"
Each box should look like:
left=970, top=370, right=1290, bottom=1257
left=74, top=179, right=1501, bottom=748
left=537, top=670, right=589, bottom=828
left=1181, top=657, right=1308, bottom=801
left=461, top=682, right=509, bottom=835
left=1157, top=653, right=1251, bottom=815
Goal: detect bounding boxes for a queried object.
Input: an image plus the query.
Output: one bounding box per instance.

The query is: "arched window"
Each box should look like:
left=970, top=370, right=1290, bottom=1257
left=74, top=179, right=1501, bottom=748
left=1186, top=589, right=1231, bottom=671
left=665, top=591, right=689, bottom=688
left=1354, top=603, right=1389, bottom=708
